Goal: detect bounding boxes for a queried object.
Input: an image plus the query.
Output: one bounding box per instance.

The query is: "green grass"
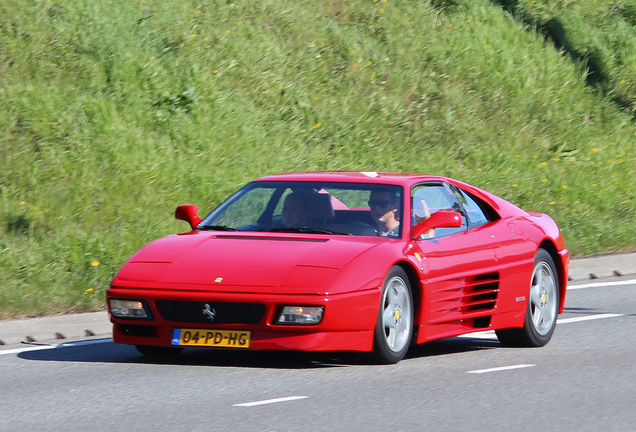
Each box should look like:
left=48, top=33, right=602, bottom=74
left=1, top=0, right=636, bottom=318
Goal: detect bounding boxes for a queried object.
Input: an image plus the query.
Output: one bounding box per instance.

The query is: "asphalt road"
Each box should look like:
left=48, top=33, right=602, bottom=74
left=1, top=277, right=635, bottom=432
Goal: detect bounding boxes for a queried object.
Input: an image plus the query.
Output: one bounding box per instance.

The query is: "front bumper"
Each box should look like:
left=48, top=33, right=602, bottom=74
left=107, top=287, right=379, bottom=352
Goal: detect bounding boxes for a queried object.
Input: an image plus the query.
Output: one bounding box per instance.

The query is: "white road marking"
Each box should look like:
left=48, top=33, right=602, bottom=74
left=557, top=313, right=626, bottom=324
left=0, top=345, right=56, bottom=356
left=569, top=279, right=636, bottom=290
left=0, top=339, right=111, bottom=356
left=467, top=364, right=536, bottom=374
left=58, top=338, right=111, bottom=347
left=456, top=331, right=497, bottom=340
left=233, top=396, right=309, bottom=407
left=456, top=313, right=628, bottom=342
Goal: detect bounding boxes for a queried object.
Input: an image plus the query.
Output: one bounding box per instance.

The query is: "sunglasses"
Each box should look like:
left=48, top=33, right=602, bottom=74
left=368, top=200, right=392, bottom=209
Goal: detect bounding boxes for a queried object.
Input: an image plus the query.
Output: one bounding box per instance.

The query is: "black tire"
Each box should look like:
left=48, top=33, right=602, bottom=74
left=496, top=249, right=559, bottom=347
left=135, top=345, right=184, bottom=358
left=371, top=266, right=414, bottom=364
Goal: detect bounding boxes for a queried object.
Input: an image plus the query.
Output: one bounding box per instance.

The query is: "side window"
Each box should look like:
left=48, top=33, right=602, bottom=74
left=411, top=184, right=467, bottom=239
left=454, top=188, right=491, bottom=228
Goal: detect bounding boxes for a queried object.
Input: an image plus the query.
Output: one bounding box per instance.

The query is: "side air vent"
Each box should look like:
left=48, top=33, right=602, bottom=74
left=428, top=272, right=500, bottom=326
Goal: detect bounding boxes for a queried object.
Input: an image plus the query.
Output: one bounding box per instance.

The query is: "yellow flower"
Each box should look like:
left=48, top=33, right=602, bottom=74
left=561, top=185, right=568, bottom=190
left=447, top=24, right=453, bottom=28
left=213, top=70, right=219, bottom=74
left=312, top=122, right=322, bottom=129
left=476, top=168, right=482, bottom=172
left=226, top=30, right=231, bottom=34
left=495, top=72, right=501, bottom=76
left=191, top=34, right=197, bottom=38
left=237, top=21, right=243, bottom=25
left=379, top=8, right=384, bottom=13
left=20, top=201, right=25, bottom=205
left=538, top=162, right=548, bottom=168
left=591, top=184, right=597, bottom=187
left=550, top=202, right=555, bottom=205
left=86, top=288, right=94, bottom=293
left=91, top=261, right=100, bottom=267
left=466, top=20, right=471, bottom=23
left=542, top=178, right=548, bottom=183
left=196, top=10, right=201, bottom=14
left=532, top=155, right=538, bottom=159
left=620, top=80, right=626, bottom=84
left=150, top=56, right=155, bottom=60
left=592, top=148, right=598, bottom=153
left=515, top=155, right=520, bottom=158
left=367, top=61, right=372, bottom=66
left=371, top=72, right=376, bottom=78
left=486, top=44, right=492, bottom=49
left=512, top=184, right=518, bottom=188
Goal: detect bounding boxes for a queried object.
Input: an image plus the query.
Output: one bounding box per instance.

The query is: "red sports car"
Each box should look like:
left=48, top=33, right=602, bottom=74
left=107, top=172, right=569, bottom=363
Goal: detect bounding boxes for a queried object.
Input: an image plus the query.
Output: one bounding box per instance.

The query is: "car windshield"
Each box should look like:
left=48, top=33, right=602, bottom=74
left=199, top=181, right=404, bottom=238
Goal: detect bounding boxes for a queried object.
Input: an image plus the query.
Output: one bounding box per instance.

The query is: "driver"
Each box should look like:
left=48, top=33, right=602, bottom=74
left=281, top=193, right=310, bottom=228
left=369, top=188, right=400, bottom=237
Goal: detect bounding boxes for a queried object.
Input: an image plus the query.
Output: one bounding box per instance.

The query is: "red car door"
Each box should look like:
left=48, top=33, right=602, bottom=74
left=410, top=183, right=501, bottom=343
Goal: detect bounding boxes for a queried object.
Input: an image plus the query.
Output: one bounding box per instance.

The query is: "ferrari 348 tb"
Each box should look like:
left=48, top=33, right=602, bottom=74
left=107, top=172, right=569, bottom=363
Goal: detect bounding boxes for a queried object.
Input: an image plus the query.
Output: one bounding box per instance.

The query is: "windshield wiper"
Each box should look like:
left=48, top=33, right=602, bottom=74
left=260, top=227, right=351, bottom=235
left=197, top=225, right=238, bottom=231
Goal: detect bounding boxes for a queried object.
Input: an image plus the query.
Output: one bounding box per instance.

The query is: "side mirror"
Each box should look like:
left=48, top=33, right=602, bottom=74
left=175, top=205, right=202, bottom=229
left=412, top=210, right=462, bottom=239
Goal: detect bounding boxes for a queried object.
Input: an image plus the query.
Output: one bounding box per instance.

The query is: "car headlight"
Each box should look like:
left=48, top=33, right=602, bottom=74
left=109, top=299, right=151, bottom=319
left=276, top=306, right=324, bottom=325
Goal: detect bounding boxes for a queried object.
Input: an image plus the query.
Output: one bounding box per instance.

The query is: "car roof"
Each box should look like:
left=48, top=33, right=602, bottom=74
left=256, top=171, right=451, bottom=186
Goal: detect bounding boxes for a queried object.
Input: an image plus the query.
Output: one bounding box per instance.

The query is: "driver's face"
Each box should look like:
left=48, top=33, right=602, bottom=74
left=369, top=192, right=397, bottom=223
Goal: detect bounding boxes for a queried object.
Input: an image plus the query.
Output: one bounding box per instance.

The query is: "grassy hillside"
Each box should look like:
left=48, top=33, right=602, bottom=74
left=1, top=0, right=636, bottom=318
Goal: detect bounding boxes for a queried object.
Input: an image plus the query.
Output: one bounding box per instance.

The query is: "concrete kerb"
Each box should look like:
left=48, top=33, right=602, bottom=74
left=0, top=310, right=111, bottom=347
left=1, top=253, right=635, bottom=347
left=567, top=252, right=636, bottom=281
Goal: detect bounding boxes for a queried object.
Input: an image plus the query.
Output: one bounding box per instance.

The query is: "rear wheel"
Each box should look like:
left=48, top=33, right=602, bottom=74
left=135, top=345, right=183, bottom=358
left=496, top=249, right=559, bottom=347
left=372, top=266, right=413, bottom=364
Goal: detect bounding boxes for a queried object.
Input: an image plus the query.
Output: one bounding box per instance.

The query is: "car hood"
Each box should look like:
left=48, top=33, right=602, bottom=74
left=112, top=231, right=383, bottom=294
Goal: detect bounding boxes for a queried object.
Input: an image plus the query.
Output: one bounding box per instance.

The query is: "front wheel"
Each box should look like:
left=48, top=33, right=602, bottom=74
left=496, top=249, right=559, bottom=347
left=371, top=266, right=414, bottom=364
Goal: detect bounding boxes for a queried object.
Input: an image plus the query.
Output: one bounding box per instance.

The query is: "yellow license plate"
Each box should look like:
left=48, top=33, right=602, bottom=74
left=172, top=329, right=251, bottom=348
